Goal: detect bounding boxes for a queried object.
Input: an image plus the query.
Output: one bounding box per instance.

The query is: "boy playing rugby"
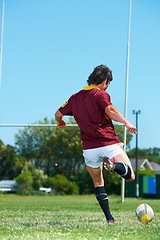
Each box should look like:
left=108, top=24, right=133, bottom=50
left=55, top=65, right=136, bottom=223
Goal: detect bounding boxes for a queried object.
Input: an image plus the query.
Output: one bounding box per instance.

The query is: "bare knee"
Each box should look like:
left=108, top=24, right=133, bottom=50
left=93, top=179, right=104, bottom=188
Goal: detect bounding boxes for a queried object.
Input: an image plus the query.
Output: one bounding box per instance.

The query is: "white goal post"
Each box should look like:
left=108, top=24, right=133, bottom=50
left=0, top=124, right=78, bottom=127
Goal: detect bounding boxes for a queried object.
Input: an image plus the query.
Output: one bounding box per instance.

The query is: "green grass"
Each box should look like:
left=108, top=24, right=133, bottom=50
left=0, top=194, right=159, bottom=239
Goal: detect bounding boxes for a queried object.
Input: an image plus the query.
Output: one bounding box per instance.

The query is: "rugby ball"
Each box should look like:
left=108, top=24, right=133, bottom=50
left=135, top=203, right=154, bottom=223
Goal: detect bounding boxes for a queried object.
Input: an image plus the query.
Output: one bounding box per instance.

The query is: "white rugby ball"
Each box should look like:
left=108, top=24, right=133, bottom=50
left=135, top=203, right=154, bottom=223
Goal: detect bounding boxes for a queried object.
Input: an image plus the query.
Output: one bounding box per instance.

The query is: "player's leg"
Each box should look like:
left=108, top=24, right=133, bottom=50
left=104, top=152, right=135, bottom=181
left=112, top=151, right=135, bottom=182
left=102, top=143, right=135, bottom=182
left=86, top=164, right=115, bottom=223
left=86, top=164, right=104, bottom=187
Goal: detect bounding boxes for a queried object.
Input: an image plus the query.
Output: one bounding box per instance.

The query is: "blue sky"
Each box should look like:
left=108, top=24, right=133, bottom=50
left=0, top=0, right=159, bottom=150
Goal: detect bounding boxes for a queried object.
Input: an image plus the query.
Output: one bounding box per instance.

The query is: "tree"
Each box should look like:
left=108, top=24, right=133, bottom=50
left=127, top=147, right=160, bottom=164
left=47, top=120, right=83, bottom=177
left=114, top=125, right=133, bottom=150
left=16, top=170, right=33, bottom=194
left=146, top=148, right=160, bottom=164
left=15, top=162, right=48, bottom=194
left=15, top=118, right=83, bottom=177
left=15, top=118, right=56, bottom=175
left=0, top=140, right=25, bottom=180
left=15, top=118, right=54, bottom=158
left=47, top=174, right=79, bottom=195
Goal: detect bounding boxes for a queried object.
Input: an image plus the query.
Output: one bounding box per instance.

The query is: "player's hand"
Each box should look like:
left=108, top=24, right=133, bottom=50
left=57, top=120, right=66, bottom=128
left=125, top=122, right=137, bottom=134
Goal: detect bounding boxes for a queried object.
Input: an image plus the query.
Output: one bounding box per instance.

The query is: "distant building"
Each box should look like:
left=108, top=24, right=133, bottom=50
left=0, top=180, right=18, bottom=192
left=130, top=159, right=153, bottom=170
left=39, top=187, right=52, bottom=193
left=150, top=162, right=160, bottom=174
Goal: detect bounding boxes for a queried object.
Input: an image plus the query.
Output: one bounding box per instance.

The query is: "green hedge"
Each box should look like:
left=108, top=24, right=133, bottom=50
left=135, top=169, right=157, bottom=177
left=47, top=174, right=79, bottom=195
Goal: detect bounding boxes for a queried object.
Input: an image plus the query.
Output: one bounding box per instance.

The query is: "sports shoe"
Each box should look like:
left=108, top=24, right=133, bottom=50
left=103, top=157, right=114, bottom=171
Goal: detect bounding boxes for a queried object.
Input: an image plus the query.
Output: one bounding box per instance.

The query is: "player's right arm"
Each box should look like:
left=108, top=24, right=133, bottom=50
left=55, top=110, right=66, bottom=128
left=105, top=105, right=137, bottom=134
left=55, top=95, right=74, bottom=128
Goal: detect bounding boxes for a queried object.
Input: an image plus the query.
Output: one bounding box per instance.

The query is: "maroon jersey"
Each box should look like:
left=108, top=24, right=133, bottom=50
left=59, top=86, right=120, bottom=150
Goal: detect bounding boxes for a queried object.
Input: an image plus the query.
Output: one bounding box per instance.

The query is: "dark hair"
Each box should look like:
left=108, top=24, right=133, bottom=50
left=87, top=65, right=113, bottom=85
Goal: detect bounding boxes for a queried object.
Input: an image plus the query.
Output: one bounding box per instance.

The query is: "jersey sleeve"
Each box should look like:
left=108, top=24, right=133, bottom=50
left=95, top=91, right=112, bottom=110
left=58, top=95, right=74, bottom=116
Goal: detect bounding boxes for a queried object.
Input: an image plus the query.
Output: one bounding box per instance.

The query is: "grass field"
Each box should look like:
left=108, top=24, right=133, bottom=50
left=0, top=194, right=159, bottom=240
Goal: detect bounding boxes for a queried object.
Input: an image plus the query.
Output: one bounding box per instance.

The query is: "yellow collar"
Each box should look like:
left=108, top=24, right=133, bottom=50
left=83, top=86, right=100, bottom=90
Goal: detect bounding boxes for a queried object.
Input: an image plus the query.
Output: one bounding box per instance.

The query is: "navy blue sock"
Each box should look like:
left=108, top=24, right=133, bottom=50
left=95, top=186, right=114, bottom=222
left=114, top=162, right=131, bottom=180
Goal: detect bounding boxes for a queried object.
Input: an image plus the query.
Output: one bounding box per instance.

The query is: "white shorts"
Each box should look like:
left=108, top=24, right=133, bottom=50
left=83, top=143, right=124, bottom=168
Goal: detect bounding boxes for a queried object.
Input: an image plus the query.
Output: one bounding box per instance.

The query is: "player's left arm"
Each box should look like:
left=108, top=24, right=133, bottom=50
left=105, top=105, right=137, bottom=134
left=55, top=110, right=66, bottom=128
